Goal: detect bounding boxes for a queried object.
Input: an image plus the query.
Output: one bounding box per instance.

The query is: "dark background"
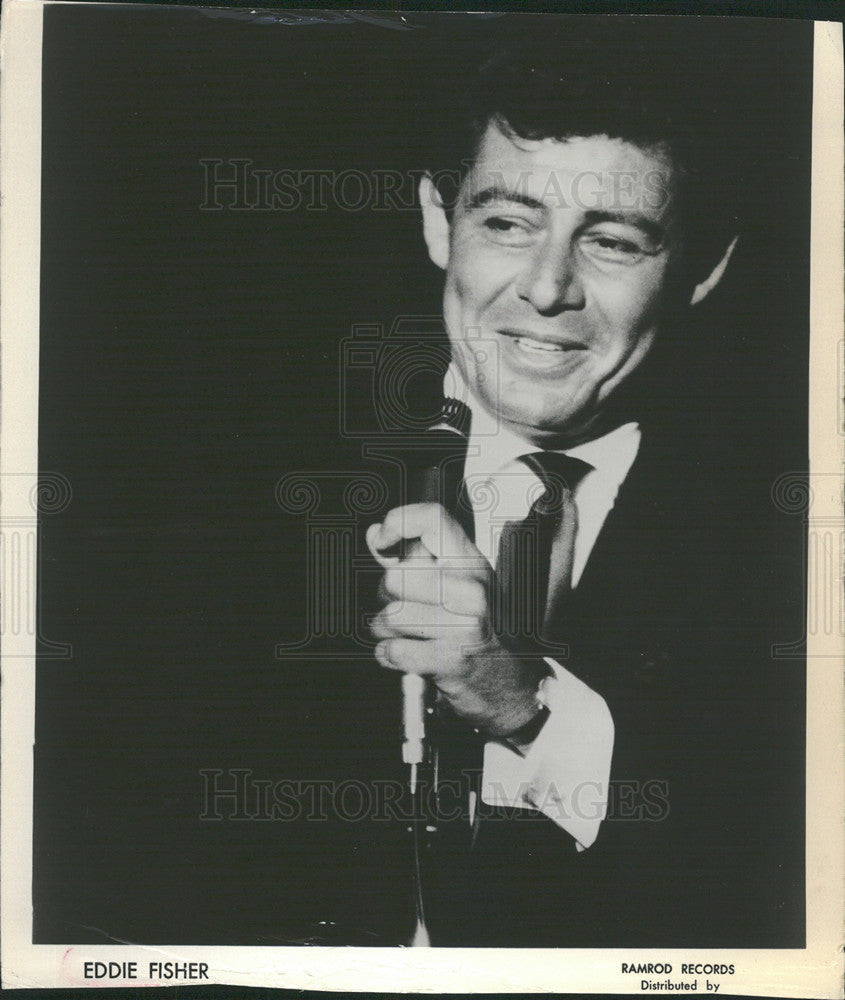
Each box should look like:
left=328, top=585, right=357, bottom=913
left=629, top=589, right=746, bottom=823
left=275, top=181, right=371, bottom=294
left=33, top=6, right=811, bottom=945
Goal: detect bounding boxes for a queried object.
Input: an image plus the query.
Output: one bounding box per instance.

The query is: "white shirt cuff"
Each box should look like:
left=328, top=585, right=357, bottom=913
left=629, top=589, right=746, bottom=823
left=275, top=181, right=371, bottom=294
left=480, top=656, right=614, bottom=849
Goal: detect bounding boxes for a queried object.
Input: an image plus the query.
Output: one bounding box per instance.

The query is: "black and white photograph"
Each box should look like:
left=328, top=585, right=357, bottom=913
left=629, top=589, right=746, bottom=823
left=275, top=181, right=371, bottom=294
left=1, top=2, right=842, bottom=995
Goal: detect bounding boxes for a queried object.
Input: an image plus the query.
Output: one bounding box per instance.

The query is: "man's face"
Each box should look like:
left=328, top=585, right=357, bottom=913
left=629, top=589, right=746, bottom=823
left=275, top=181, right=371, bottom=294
left=430, top=123, right=683, bottom=446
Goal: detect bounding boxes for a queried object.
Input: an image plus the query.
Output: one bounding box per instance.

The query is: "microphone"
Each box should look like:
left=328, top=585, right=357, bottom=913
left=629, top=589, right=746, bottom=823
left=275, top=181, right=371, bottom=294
left=401, top=398, right=470, bottom=792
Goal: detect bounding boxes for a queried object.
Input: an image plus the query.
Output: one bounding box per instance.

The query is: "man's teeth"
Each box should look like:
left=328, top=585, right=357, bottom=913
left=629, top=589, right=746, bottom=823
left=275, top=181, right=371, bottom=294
left=514, top=337, right=564, bottom=353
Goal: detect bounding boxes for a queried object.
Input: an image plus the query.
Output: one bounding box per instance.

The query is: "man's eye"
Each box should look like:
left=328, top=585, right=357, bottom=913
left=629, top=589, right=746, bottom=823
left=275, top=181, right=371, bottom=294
left=581, top=232, right=651, bottom=263
left=480, top=216, right=536, bottom=245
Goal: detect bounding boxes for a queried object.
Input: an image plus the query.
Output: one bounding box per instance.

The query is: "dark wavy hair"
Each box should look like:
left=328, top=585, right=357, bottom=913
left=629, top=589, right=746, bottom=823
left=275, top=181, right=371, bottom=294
left=427, top=18, right=749, bottom=279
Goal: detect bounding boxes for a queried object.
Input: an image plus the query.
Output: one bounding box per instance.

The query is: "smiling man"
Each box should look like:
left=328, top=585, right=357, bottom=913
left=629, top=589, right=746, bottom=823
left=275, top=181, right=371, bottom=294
left=427, top=130, right=680, bottom=448
left=363, top=25, right=803, bottom=948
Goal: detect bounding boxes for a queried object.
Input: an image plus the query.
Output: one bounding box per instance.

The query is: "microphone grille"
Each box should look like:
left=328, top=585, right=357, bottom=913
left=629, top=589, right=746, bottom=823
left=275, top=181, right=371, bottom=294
left=432, top=396, right=471, bottom=437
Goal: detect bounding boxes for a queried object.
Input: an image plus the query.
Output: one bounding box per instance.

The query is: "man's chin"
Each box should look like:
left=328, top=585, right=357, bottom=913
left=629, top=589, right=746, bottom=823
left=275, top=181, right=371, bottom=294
left=499, top=410, right=597, bottom=449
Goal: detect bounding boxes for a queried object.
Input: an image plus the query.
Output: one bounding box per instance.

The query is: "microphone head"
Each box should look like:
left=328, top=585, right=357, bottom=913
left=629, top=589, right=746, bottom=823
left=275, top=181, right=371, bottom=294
left=429, top=396, right=471, bottom=439
left=407, top=397, right=472, bottom=519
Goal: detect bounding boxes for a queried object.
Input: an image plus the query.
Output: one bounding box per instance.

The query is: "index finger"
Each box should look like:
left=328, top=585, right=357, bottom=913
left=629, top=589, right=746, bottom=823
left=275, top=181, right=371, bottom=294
left=371, top=503, right=477, bottom=561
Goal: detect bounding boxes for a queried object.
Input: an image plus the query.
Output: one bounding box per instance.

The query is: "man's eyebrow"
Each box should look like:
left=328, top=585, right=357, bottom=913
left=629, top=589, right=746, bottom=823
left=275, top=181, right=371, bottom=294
left=582, top=210, right=666, bottom=242
left=465, top=185, right=545, bottom=212
left=464, top=192, right=668, bottom=239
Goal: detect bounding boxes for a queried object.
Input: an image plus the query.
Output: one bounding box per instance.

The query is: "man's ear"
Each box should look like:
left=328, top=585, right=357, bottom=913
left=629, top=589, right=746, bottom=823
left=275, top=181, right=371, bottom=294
left=419, top=174, right=450, bottom=271
left=690, top=235, right=738, bottom=306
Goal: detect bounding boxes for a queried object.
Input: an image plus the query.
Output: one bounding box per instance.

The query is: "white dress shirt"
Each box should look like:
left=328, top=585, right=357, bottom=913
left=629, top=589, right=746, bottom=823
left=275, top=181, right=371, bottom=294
left=445, top=367, right=641, bottom=850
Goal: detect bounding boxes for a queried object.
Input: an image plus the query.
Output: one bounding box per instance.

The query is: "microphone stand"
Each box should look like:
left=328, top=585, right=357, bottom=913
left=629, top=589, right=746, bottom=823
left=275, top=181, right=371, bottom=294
left=399, top=399, right=470, bottom=943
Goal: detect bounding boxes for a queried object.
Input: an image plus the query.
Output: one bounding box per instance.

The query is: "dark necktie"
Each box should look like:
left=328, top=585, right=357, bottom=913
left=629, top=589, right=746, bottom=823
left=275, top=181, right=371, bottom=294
left=494, top=451, right=592, bottom=652
left=421, top=451, right=592, bottom=943
left=429, top=453, right=591, bottom=823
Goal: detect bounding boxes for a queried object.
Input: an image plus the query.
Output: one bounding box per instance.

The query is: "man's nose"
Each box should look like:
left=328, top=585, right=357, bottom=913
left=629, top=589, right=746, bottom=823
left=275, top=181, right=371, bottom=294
left=515, top=239, right=585, bottom=315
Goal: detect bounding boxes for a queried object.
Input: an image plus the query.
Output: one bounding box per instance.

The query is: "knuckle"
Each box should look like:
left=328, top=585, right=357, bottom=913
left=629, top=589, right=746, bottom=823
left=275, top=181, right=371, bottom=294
left=390, top=639, right=412, bottom=667
left=383, top=507, right=402, bottom=532
left=468, top=591, right=488, bottom=620
left=453, top=578, right=486, bottom=618
left=383, top=567, right=403, bottom=598
left=440, top=574, right=460, bottom=609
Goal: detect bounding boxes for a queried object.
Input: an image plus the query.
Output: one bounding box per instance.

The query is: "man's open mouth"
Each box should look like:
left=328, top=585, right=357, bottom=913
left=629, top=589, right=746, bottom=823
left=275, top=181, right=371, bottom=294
left=499, top=329, right=587, bottom=357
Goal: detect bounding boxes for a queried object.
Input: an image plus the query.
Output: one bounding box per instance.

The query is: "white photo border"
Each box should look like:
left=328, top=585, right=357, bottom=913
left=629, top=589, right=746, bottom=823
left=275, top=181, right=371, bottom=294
left=1, top=4, right=842, bottom=996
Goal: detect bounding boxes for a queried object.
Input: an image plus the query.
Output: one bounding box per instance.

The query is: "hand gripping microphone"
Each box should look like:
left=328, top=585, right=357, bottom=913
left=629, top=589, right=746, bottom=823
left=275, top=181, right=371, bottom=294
left=401, top=398, right=470, bottom=792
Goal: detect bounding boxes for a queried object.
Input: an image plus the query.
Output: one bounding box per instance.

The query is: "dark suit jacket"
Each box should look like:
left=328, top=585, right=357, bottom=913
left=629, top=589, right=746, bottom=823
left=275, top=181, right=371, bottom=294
left=309, top=411, right=806, bottom=949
